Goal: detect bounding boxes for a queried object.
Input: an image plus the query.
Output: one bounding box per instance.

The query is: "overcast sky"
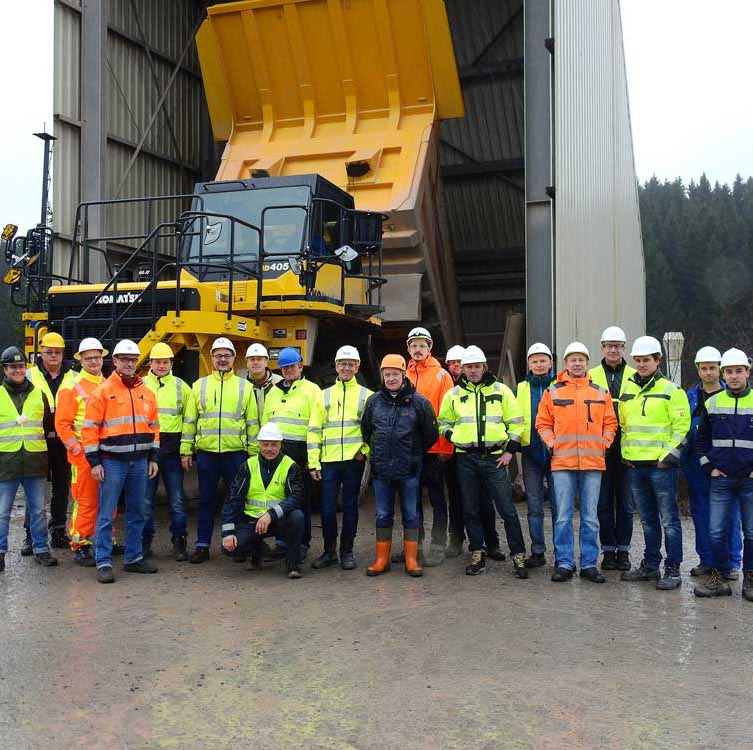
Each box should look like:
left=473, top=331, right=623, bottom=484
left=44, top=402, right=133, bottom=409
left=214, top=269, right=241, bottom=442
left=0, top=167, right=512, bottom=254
left=0, top=1, right=752, bottom=235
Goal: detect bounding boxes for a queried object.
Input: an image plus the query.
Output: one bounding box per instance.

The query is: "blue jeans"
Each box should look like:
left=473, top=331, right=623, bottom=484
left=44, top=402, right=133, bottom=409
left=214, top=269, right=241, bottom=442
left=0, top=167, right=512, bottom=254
left=373, top=476, right=420, bottom=529
left=320, top=459, right=365, bottom=548
left=551, top=470, right=602, bottom=570
left=522, top=456, right=556, bottom=554
left=628, top=465, right=683, bottom=568
left=94, top=458, right=148, bottom=568
left=417, top=454, right=448, bottom=547
left=143, top=454, right=189, bottom=541
left=0, top=477, right=48, bottom=554
left=709, top=476, right=753, bottom=573
left=195, top=450, right=248, bottom=548
left=455, top=453, right=526, bottom=554
left=684, top=456, right=742, bottom=568
left=598, top=447, right=634, bottom=551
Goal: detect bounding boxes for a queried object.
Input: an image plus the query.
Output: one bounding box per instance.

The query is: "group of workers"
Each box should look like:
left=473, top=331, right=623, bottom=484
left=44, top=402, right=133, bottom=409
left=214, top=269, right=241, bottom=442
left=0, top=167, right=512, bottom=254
left=0, top=325, right=751, bottom=603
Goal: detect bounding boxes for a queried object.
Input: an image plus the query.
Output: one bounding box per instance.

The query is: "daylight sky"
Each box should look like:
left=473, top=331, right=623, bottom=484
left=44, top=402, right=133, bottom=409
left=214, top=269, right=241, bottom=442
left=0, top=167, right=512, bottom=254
left=0, top=1, right=752, bottom=235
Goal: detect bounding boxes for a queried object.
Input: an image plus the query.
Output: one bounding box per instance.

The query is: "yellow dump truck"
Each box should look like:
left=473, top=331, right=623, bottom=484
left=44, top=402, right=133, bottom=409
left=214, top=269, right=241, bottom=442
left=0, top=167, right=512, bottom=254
left=7, top=0, right=465, bottom=381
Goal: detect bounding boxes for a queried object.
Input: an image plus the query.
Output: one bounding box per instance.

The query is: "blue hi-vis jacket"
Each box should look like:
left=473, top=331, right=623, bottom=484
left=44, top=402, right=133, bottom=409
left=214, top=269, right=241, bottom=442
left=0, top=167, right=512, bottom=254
left=683, top=381, right=725, bottom=464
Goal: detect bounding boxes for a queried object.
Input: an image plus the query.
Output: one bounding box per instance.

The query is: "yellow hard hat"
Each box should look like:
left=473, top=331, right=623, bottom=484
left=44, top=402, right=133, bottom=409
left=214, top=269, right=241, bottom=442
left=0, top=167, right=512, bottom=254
left=40, top=332, right=65, bottom=349
left=149, top=342, right=174, bottom=360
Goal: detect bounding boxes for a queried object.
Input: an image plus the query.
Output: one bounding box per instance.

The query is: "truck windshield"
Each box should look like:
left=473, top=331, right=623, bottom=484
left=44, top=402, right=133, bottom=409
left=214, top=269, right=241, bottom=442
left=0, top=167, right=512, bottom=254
left=185, top=185, right=309, bottom=266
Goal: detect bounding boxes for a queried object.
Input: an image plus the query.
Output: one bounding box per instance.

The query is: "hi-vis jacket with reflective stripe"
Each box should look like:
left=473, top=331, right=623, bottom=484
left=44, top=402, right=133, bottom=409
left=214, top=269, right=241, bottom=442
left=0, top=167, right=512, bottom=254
left=145, top=371, right=190, bottom=457
left=307, top=378, right=372, bottom=469
left=618, top=373, right=690, bottom=465
left=55, top=371, right=104, bottom=452
left=535, top=371, right=617, bottom=471
left=181, top=371, right=258, bottom=456
left=516, top=375, right=555, bottom=447
left=262, top=377, right=322, bottom=443
left=589, top=360, right=636, bottom=421
left=438, top=371, right=524, bottom=454
left=81, top=372, right=160, bottom=467
left=696, top=387, right=753, bottom=478
left=26, top=362, right=77, bottom=413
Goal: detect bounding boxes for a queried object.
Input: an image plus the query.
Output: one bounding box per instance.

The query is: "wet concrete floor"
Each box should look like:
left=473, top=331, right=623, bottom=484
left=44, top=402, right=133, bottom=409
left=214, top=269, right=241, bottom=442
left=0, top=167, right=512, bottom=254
left=1, top=496, right=751, bottom=750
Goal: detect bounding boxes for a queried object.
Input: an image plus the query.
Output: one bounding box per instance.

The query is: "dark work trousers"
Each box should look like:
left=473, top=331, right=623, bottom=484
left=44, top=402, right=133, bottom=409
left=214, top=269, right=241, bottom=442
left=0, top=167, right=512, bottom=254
left=280, top=439, right=311, bottom=555
left=25, top=437, right=70, bottom=534
left=232, top=512, right=305, bottom=568
left=447, top=454, right=500, bottom=549
left=417, top=453, right=448, bottom=548
left=597, top=445, right=634, bottom=552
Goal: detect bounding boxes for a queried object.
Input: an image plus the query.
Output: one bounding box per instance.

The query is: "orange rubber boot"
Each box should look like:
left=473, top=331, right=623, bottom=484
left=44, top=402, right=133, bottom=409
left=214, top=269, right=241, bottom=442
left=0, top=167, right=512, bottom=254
left=367, top=527, right=393, bottom=576
left=404, top=540, right=424, bottom=577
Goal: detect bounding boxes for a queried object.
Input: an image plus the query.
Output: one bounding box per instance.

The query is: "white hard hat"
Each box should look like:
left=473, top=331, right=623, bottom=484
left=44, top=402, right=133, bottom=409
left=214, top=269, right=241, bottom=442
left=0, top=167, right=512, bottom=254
left=563, top=341, right=590, bottom=360
left=335, top=345, right=360, bottom=362
left=720, top=348, right=750, bottom=369
left=445, top=345, right=466, bottom=362
left=211, top=337, right=236, bottom=354
left=245, top=343, right=269, bottom=358
left=630, top=336, right=663, bottom=358
left=600, top=326, right=627, bottom=343
left=112, top=340, right=140, bottom=357
left=694, top=346, right=722, bottom=364
left=407, top=326, right=432, bottom=344
left=74, top=337, right=108, bottom=360
left=527, top=343, right=552, bottom=359
left=258, top=422, right=284, bottom=441
left=461, top=345, right=487, bottom=366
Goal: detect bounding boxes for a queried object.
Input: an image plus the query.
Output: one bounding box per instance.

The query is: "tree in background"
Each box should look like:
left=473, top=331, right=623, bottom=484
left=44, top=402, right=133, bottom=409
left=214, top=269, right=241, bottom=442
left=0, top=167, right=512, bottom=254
left=639, top=174, right=753, bottom=385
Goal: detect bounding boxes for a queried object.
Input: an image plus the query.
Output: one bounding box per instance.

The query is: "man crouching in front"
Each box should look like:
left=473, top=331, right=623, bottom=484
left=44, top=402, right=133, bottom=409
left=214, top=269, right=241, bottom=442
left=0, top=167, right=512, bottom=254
left=221, top=422, right=306, bottom=579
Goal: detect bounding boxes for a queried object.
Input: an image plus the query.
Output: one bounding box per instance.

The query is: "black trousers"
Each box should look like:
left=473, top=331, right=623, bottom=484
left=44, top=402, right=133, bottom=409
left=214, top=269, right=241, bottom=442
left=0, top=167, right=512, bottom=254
left=234, top=511, right=305, bottom=567
left=446, top=455, right=500, bottom=548
left=25, top=437, right=70, bottom=533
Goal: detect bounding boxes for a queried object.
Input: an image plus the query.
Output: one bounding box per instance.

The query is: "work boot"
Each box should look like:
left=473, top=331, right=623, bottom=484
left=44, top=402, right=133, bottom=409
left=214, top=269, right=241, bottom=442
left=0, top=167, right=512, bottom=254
left=0, top=553, right=5, bottom=572
left=445, top=538, right=464, bottom=558
left=656, top=563, right=681, bottom=591
left=111, top=541, right=125, bottom=556
left=367, top=529, right=392, bottom=577
left=423, top=545, right=445, bottom=567
left=189, top=547, right=210, bottom=564
left=601, top=551, right=617, bottom=570
left=142, top=537, right=154, bottom=559
left=690, top=563, right=713, bottom=577
left=551, top=566, right=573, bottom=582
left=620, top=560, right=660, bottom=582
left=247, top=557, right=263, bottom=572
left=286, top=561, right=303, bottom=580
left=97, top=565, right=115, bottom=584
left=74, top=546, right=96, bottom=568
left=339, top=537, right=356, bottom=570
left=742, top=571, right=753, bottom=602
left=615, top=551, right=631, bottom=571
left=172, top=536, right=189, bottom=562
left=693, top=568, right=732, bottom=598
left=264, top=542, right=287, bottom=561
left=512, top=553, right=529, bottom=579
left=50, top=527, right=69, bottom=549
left=124, top=559, right=158, bottom=574
left=20, top=532, right=32, bottom=557
left=525, top=552, right=546, bottom=569
left=34, top=552, right=58, bottom=567
left=404, top=540, right=424, bottom=578
left=723, top=567, right=740, bottom=581
left=465, top=550, right=486, bottom=576
left=311, top=544, right=338, bottom=569
left=486, top=546, right=506, bottom=561
left=580, top=567, right=606, bottom=584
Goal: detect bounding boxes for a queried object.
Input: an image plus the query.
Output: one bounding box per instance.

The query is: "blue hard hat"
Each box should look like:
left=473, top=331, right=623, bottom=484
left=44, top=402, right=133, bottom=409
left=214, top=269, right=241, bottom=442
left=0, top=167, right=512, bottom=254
left=277, top=347, right=302, bottom=367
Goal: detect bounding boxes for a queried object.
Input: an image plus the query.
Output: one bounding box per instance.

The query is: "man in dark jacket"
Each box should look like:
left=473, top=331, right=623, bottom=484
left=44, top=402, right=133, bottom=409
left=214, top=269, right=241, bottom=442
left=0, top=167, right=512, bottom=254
left=221, top=422, right=307, bottom=579
left=361, top=354, right=438, bottom=577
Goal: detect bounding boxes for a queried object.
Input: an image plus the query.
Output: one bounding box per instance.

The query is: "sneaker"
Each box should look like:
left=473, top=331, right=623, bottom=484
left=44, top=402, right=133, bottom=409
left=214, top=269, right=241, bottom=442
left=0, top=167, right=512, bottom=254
left=247, top=557, right=263, bottom=572
left=620, top=560, right=660, bottom=582
left=465, top=550, right=486, bottom=576
left=615, top=551, right=631, bottom=571
left=445, top=539, right=464, bottom=558
left=142, top=537, right=154, bottom=559
left=742, top=571, right=753, bottom=602
left=311, top=550, right=338, bottom=569
left=580, top=567, right=606, bottom=584
left=525, top=552, right=546, bottom=569
left=50, top=528, right=69, bottom=549
left=423, top=545, right=445, bottom=568
left=340, top=552, right=357, bottom=571
left=124, top=559, right=158, bottom=574
left=486, top=546, right=506, bottom=561
left=601, top=551, right=617, bottom=570
left=656, top=563, right=681, bottom=591
left=172, top=536, right=189, bottom=562
left=286, top=562, right=303, bottom=580
left=74, top=547, right=96, bottom=568
left=0, top=552, right=5, bottom=572
left=512, top=553, right=529, bottom=579
left=111, top=541, right=125, bottom=556
left=690, top=563, right=713, bottom=577
left=189, top=547, right=210, bottom=564
left=20, top=535, right=33, bottom=557
left=694, top=568, right=732, bottom=598
left=97, top=565, right=115, bottom=583
left=723, top=567, right=740, bottom=581
left=551, top=566, right=573, bottom=582
left=34, top=552, right=58, bottom=567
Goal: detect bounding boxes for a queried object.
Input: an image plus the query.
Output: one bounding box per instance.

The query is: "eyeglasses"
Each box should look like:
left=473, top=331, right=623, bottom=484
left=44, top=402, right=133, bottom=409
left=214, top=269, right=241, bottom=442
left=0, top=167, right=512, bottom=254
left=603, top=343, right=625, bottom=350
left=117, top=357, right=138, bottom=364
left=213, top=354, right=233, bottom=360
left=81, top=356, right=103, bottom=363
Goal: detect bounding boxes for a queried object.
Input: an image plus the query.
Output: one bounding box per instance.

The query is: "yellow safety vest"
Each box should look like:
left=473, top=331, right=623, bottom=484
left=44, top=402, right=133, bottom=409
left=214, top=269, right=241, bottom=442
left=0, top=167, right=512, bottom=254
left=0, top=386, right=47, bottom=453
left=515, top=377, right=555, bottom=447
left=263, top=377, right=321, bottom=443
left=244, top=454, right=295, bottom=519
left=26, top=365, right=76, bottom=412
left=145, top=371, right=189, bottom=434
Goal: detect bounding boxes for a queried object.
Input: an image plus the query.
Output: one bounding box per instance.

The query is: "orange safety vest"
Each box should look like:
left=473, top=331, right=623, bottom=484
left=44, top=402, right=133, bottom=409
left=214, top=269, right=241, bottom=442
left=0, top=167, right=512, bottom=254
left=55, top=371, right=104, bottom=451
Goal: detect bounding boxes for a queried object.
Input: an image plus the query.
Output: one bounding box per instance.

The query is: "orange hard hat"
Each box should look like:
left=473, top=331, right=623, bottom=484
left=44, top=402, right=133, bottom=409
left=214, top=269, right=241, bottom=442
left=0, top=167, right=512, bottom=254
left=380, top=354, right=406, bottom=371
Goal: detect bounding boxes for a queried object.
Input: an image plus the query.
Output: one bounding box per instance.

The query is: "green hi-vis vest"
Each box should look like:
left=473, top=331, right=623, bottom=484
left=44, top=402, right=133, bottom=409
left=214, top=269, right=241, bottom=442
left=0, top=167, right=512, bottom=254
left=244, top=454, right=295, bottom=519
left=145, top=372, right=188, bottom=433
left=619, top=374, right=690, bottom=462
left=589, top=362, right=636, bottom=419
left=27, top=365, right=76, bottom=412
left=0, top=386, right=47, bottom=453
left=515, top=378, right=555, bottom=447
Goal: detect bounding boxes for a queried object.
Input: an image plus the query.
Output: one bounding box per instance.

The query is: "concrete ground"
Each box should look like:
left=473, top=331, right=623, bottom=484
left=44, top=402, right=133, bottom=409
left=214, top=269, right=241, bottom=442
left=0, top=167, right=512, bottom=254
left=0, top=496, right=751, bottom=750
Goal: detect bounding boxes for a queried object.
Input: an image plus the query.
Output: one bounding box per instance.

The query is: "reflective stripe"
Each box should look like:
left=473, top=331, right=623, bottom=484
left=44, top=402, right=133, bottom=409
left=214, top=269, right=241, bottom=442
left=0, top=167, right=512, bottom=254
left=102, top=415, right=150, bottom=428
left=711, top=439, right=753, bottom=449
left=357, top=387, right=368, bottom=417
left=183, top=417, right=196, bottom=424
left=84, top=445, right=99, bottom=453
left=83, top=419, right=103, bottom=428
left=308, top=441, right=321, bottom=449
left=622, top=439, right=666, bottom=448
left=175, top=378, right=183, bottom=413
left=0, top=421, right=17, bottom=429
left=275, top=417, right=309, bottom=426
left=457, top=416, right=477, bottom=424
left=506, top=416, right=524, bottom=424
left=485, top=415, right=504, bottom=424
left=200, top=378, right=209, bottom=412
left=323, top=389, right=331, bottom=410
left=337, top=435, right=364, bottom=445
left=234, top=378, right=246, bottom=421
left=553, top=448, right=604, bottom=457
left=323, top=419, right=361, bottom=429
left=623, top=425, right=667, bottom=434
left=699, top=456, right=710, bottom=465
left=63, top=437, right=77, bottom=448
left=100, top=443, right=150, bottom=453
left=158, top=407, right=180, bottom=416
left=281, top=435, right=307, bottom=442
left=553, top=434, right=609, bottom=444
left=74, top=382, right=88, bottom=401
left=0, top=434, right=45, bottom=443
left=707, top=405, right=753, bottom=416
left=221, top=523, right=235, bottom=532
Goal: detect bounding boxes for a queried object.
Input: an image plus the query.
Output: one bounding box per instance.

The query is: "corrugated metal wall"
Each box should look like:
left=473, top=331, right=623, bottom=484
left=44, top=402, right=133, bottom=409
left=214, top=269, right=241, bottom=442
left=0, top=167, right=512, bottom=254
left=553, top=0, right=645, bottom=361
